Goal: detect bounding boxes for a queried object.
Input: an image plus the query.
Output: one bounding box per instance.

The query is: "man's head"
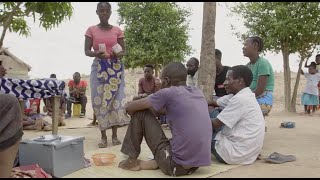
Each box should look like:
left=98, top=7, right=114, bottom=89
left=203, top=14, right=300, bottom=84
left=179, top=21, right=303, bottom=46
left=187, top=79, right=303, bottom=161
left=186, top=57, right=199, bottom=76
left=160, top=62, right=187, bottom=88
left=143, top=64, right=154, bottom=80
left=96, top=2, right=112, bottom=24
left=243, top=36, right=264, bottom=58
left=223, top=65, right=253, bottom=95
left=73, top=72, right=81, bottom=83
left=215, top=49, right=222, bottom=67
left=316, top=54, right=320, bottom=64
left=50, top=74, right=56, bottom=79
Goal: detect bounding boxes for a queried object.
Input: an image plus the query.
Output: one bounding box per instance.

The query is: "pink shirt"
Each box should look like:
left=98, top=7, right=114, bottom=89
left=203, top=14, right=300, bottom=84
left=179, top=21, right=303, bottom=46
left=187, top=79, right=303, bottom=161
left=85, top=25, right=124, bottom=55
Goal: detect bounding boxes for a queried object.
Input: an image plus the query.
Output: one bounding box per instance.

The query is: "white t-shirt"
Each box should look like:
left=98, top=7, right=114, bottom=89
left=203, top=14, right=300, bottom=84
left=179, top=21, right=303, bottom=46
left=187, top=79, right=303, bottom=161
left=186, top=70, right=198, bottom=87
left=303, top=73, right=320, bottom=96
left=214, top=87, right=265, bottom=165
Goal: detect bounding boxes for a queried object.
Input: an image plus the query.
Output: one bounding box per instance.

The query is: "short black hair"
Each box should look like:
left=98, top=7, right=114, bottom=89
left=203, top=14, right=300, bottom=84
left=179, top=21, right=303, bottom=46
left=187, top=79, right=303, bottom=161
left=316, top=54, right=320, bottom=58
left=230, top=65, right=253, bottom=87
left=161, top=62, right=187, bottom=82
left=97, top=2, right=111, bottom=9
left=309, top=62, right=317, bottom=69
left=74, top=72, right=80, bottom=76
left=144, top=64, right=154, bottom=70
left=50, top=74, right=56, bottom=78
left=189, top=57, right=199, bottom=67
left=248, top=36, right=264, bottom=52
left=215, top=49, right=222, bottom=60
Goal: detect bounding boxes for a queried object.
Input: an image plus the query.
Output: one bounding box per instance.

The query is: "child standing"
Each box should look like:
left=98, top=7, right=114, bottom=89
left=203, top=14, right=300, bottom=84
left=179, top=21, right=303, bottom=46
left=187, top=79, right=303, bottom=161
left=301, top=62, right=320, bottom=115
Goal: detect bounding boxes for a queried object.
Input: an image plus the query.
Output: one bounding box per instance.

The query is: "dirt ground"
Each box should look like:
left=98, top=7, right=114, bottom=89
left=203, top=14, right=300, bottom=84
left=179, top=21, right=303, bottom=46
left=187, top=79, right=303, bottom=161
left=22, top=70, right=320, bottom=178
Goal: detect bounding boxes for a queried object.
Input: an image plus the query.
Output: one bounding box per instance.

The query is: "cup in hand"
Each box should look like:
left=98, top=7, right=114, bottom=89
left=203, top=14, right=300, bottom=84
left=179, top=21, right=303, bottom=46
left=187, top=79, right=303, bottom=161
left=98, top=44, right=107, bottom=53
left=112, top=43, right=123, bottom=54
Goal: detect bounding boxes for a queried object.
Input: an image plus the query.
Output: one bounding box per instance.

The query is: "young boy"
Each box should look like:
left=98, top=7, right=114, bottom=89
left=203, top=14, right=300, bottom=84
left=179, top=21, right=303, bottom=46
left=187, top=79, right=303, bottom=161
left=118, top=62, right=212, bottom=176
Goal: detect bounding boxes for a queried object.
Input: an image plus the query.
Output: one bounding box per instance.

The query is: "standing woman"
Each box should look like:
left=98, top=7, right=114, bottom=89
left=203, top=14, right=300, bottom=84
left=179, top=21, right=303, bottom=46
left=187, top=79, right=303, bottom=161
left=243, top=36, right=275, bottom=116
left=84, top=2, right=129, bottom=148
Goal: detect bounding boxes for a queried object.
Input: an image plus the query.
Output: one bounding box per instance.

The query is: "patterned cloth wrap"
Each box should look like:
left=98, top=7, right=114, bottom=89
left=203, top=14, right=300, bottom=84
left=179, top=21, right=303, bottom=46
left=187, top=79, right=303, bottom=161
left=0, top=78, right=65, bottom=100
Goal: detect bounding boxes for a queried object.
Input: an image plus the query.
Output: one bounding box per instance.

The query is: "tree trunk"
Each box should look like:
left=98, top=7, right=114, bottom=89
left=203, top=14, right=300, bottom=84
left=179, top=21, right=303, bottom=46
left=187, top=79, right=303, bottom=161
left=155, top=63, right=159, bottom=77
left=0, top=2, right=23, bottom=49
left=290, top=57, right=304, bottom=112
left=198, top=2, right=216, bottom=101
left=281, top=43, right=291, bottom=111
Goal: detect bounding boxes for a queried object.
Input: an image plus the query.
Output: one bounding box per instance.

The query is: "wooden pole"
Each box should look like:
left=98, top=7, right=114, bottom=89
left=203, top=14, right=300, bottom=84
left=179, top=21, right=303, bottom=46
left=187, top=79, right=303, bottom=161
left=52, top=96, right=61, bottom=135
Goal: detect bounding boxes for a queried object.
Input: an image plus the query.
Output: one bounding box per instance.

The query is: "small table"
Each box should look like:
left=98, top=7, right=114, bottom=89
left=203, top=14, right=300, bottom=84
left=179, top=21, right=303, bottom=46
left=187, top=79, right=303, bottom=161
left=0, top=78, right=65, bottom=135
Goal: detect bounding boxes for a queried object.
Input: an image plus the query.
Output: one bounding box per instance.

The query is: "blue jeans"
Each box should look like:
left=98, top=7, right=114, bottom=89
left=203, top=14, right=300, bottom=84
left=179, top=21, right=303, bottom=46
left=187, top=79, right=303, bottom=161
left=209, top=108, right=226, bottom=164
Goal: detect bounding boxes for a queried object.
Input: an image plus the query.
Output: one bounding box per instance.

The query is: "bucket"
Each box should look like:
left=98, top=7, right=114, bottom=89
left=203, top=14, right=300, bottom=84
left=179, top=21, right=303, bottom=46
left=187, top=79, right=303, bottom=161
left=73, top=104, right=81, bottom=117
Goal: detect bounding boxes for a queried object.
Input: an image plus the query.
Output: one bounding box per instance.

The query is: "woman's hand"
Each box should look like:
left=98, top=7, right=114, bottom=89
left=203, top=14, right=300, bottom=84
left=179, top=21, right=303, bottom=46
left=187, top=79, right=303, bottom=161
left=112, top=51, right=125, bottom=59
left=96, top=51, right=108, bottom=60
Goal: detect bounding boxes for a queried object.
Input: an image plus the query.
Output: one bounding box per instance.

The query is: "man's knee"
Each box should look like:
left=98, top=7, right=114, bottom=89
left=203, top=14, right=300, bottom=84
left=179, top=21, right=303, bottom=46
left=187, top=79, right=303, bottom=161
left=131, top=109, right=155, bottom=120
left=80, top=95, right=87, bottom=103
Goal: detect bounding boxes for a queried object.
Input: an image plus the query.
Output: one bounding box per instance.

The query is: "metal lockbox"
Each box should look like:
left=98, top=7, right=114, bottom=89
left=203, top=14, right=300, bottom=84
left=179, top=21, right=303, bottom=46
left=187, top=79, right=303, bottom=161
left=19, top=135, right=85, bottom=177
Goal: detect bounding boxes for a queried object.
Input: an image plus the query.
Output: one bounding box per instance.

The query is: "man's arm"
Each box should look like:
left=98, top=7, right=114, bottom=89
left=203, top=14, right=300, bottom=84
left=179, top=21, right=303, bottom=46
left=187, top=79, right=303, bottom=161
left=125, top=98, right=153, bottom=116
left=212, top=118, right=224, bottom=129
left=138, top=79, right=145, bottom=96
left=304, top=58, right=309, bottom=68
left=208, top=99, right=218, bottom=107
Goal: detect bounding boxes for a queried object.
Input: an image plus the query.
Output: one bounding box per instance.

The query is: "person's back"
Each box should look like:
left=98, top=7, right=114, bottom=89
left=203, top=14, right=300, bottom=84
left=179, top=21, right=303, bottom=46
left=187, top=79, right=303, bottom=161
left=149, top=85, right=212, bottom=166
left=215, top=87, right=265, bottom=164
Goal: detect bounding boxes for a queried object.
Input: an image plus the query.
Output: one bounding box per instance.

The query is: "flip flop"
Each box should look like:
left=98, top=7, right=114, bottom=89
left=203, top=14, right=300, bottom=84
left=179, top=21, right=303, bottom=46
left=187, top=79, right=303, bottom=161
left=112, top=138, right=122, bottom=146
left=265, top=152, right=296, bottom=164
left=98, top=139, right=108, bottom=148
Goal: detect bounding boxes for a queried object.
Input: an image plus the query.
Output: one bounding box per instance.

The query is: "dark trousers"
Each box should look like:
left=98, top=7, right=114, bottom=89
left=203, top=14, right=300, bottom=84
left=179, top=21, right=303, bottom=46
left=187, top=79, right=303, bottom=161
left=120, top=110, right=198, bottom=176
left=66, top=95, right=87, bottom=115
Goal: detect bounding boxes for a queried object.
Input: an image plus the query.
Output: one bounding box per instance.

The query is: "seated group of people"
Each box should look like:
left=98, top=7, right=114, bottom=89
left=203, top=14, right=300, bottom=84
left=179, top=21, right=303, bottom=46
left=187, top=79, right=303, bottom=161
left=118, top=37, right=274, bottom=176
left=0, top=36, right=274, bottom=177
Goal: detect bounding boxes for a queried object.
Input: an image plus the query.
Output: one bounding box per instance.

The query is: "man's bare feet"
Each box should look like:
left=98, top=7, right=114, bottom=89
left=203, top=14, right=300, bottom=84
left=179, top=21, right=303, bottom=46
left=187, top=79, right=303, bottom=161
left=138, top=160, right=158, bottom=170
left=118, top=158, right=140, bottom=171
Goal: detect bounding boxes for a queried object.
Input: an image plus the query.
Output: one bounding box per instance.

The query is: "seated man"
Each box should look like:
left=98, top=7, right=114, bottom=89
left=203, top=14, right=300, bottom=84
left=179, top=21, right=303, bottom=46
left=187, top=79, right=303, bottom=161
left=65, top=72, right=88, bottom=118
left=209, top=49, right=230, bottom=119
left=0, top=65, right=23, bottom=178
left=118, top=62, right=212, bottom=176
left=214, top=49, right=230, bottom=99
left=208, top=65, right=265, bottom=165
left=138, top=64, right=160, bottom=98
left=186, top=57, right=199, bottom=87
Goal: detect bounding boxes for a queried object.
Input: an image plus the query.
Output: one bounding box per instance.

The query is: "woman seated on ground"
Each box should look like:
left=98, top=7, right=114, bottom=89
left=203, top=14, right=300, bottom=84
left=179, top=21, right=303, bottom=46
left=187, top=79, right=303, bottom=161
left=23, top=100, right=52, bottom=132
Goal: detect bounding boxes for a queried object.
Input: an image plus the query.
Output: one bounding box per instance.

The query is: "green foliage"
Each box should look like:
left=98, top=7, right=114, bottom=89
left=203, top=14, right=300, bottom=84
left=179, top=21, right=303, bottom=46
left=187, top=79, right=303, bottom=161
left=117, top=2, right=192, bottom=70
left=230, top=2, right=320, bottom=56
left=0, top=2, right=73, bottom=37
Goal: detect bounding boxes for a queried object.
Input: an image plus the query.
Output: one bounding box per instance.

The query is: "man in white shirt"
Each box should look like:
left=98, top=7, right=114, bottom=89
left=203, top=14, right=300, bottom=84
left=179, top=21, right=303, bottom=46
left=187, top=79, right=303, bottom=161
left=208, top=65, right=265, bottom=165
left=186, top=57, right=199, bottom=87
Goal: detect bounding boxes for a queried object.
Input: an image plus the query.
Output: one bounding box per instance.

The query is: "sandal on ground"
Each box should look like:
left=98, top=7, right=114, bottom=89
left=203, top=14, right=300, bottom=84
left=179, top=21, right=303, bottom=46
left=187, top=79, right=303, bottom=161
left=112, top=138, right=121, bottom=146
left=265, top=152, right=296, bottom=164
left=98, top=140, right=108, bottom=148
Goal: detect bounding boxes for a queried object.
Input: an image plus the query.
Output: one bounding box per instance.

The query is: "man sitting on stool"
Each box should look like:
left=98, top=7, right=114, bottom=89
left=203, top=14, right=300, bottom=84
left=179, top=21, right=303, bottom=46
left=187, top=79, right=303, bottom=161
left=65, top=72, right=87, bottom=118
